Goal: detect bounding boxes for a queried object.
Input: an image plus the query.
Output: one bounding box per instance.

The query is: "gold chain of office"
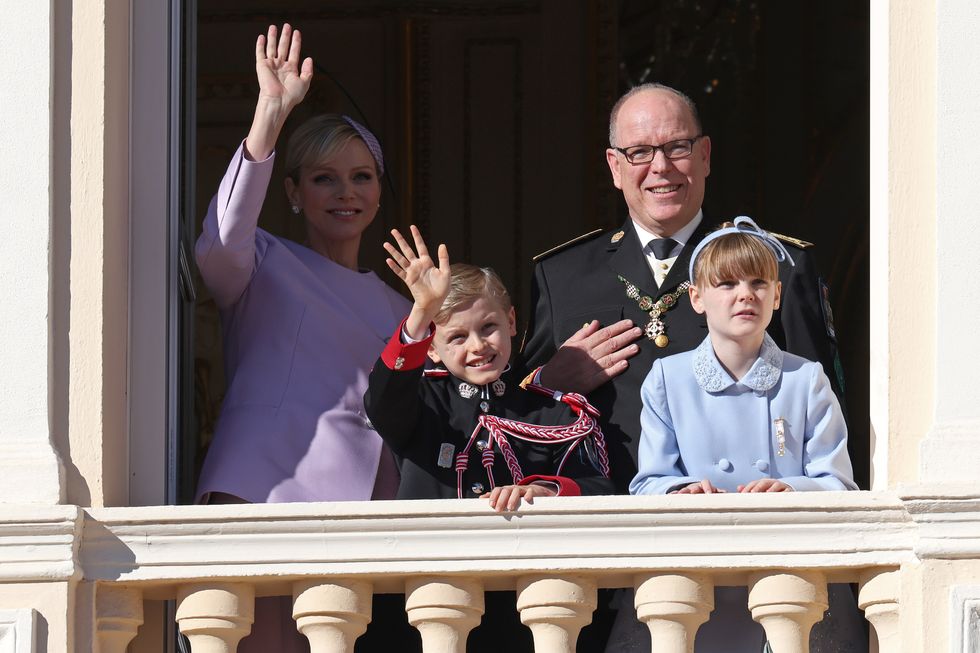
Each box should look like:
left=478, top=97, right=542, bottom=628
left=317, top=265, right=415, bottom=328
left=617, top=275, right=691, bottom=348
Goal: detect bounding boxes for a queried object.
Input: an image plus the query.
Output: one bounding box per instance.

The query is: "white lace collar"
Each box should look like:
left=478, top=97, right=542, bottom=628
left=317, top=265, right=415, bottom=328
left=692, top=333, right=783, bottom=393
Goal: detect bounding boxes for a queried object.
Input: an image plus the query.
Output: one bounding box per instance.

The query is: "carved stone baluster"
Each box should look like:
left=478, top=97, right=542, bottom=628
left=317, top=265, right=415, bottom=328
left=634, top=573, right=714, bottom=653
left=748, top=572, right=828, bottom=653
left=859, top=568, right=900, bottom=652
left=405, top=578, right=484, bottom=653
left=96, top=586, right=144, bottom=653
left=292, top=579, right=372, bottom=653
left=176, top=583, right=255, bottom=653
left=516, top=575, right=597, bottom=653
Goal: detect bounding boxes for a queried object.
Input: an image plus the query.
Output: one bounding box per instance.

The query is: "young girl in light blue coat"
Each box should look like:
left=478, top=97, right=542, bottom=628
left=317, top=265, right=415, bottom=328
left=631, top=217, right=856, bottom=497
left=608, top=217, right=863, bottom=653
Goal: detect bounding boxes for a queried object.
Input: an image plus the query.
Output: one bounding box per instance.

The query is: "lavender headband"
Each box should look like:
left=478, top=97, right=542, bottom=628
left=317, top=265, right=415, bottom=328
left=688, top=215, right=795, bottom=282
left=342, top=115, right=385, bottom=176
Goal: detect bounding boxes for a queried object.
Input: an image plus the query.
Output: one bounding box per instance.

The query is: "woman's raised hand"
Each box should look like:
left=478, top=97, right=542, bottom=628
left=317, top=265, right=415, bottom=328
left=245, top=24, right=313, bottom=161
left=256, top=23, right=313, bottom=112
left=384, top=226, right=450, bottom=339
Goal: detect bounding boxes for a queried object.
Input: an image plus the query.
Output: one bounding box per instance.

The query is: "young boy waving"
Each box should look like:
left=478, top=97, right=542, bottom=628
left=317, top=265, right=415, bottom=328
left=364, top=225, right=612, bottom=509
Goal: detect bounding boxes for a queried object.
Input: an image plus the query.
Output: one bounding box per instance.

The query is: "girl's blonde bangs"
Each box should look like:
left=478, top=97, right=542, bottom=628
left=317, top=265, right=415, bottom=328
left=693, top=233, right=779, bottom=286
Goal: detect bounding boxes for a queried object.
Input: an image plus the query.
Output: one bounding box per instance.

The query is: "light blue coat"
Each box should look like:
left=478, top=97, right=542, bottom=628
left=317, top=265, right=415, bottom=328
left=630, top=334, right=856, bottom=495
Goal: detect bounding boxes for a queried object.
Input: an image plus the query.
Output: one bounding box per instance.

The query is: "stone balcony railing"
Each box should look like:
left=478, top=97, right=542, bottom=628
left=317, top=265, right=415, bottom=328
left=9, top=488, right=980, bottom=652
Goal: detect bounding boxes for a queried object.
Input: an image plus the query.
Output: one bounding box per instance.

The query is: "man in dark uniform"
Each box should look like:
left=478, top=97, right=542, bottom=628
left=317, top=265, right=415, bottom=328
left=522, top=83, right=842, bottom=495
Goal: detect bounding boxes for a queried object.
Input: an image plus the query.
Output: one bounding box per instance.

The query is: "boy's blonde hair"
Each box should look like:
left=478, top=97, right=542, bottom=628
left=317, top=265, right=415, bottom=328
left=435, top=264, right=512, bottom=324
left=692, top=223, right=779, bottom=288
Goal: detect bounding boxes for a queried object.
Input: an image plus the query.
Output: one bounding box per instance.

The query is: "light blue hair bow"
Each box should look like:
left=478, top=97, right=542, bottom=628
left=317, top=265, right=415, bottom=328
left=688, top=216, right=795, bottom=282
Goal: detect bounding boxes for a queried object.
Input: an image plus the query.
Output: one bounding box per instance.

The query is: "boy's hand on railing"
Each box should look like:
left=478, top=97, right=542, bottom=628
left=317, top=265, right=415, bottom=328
left=482, top=483, right=557, bottom=512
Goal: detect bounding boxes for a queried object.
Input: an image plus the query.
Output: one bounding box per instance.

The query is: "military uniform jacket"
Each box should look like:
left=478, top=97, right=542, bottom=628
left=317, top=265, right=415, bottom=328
left=364, top=322, right=614, bottom=500
left=522, top=218, right=841, bottom=493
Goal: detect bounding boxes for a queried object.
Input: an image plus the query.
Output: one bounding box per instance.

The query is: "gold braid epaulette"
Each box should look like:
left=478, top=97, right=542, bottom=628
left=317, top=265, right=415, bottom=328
left=769, top=231, right=814, bottom=249
left=532, top=229, right=605, bottom=262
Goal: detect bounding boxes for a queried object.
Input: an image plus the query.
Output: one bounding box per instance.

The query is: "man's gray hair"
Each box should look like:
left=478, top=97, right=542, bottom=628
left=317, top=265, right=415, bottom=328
left=608, top=83, right=702, bottom=147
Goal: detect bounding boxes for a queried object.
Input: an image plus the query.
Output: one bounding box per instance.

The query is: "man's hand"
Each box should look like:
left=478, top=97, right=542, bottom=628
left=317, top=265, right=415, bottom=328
left=538, top=319, right=643, bottom=394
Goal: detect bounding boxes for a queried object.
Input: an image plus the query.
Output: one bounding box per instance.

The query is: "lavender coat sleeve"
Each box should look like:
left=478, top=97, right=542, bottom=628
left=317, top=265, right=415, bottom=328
left=195, top=142, right=276, bottom=309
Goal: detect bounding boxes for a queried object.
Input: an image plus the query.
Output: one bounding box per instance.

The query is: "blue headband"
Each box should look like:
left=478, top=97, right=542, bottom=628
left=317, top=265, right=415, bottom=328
left=342, top=115, right=385, bottom=176
left=688, top=216, right=795, bottom=282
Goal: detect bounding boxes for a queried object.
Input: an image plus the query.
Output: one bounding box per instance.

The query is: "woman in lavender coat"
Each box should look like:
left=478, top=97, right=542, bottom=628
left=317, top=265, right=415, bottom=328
left=194, top=24, right=409, bottom=506
left=193, top=25, right=412, bottom=649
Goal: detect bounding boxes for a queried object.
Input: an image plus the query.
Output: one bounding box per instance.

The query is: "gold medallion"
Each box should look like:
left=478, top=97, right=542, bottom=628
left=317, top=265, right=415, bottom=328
left=620, top=275, right=690, bottom=349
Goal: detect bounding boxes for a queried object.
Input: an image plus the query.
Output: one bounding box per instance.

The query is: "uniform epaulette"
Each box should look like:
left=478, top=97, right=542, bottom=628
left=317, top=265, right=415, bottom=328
left=769, top=231, right=813, bottom=249
left=532, top=229, right=605, bottom=262
left=423, top=369, right=449, bottom=378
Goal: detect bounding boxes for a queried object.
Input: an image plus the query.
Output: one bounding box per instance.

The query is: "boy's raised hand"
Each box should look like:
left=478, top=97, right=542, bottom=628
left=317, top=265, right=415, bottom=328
left=384, top=225, right=450, bottom=339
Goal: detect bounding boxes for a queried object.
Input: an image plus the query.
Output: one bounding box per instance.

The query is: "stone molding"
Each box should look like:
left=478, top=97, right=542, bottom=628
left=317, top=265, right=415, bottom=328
left=0, top=506, right=82, bottom=583
left=950, top=585, right=980, bottom=653
left=77, top=493, right=917, bottom=592
left=3, top=492, right=980, bottom=591
left=0, top=609, right=37, bottom=653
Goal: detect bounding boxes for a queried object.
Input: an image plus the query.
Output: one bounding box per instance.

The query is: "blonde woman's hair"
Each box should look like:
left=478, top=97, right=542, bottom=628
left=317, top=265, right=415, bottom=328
left=692, top=223, right=779, bottom=288
left=435, top=264, right=512, bottom=324
left=284, top=114, right=382, bottom=182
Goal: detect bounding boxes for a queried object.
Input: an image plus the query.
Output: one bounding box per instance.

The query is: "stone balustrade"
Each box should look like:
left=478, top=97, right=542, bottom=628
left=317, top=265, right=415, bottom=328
left=9, top=488, right=980, bottom=651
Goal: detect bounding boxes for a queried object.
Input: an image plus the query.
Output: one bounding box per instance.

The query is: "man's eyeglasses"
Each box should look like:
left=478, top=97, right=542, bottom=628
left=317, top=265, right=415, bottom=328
left=614, top=136, right=703, bottom=165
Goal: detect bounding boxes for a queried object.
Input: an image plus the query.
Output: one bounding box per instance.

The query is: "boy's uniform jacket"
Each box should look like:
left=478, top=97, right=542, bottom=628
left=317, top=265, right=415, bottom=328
left=364, top=322, right=614, bottom=500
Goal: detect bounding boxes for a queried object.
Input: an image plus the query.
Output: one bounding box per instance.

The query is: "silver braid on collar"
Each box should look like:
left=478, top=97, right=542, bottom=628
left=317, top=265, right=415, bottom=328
left=688, top=215, right=795, bottom=283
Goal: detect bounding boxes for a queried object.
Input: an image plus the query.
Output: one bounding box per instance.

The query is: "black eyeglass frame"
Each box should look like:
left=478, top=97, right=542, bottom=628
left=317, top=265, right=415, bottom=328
left=613, top=135, right=705, bottom=165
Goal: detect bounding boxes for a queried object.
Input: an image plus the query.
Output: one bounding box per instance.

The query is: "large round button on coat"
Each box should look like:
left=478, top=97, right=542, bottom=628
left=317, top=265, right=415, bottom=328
left=755, top=459, right=769, bottom=473
left=470, top=482, right=485, bottom=494
left=717, top=458, right=733, bottom=472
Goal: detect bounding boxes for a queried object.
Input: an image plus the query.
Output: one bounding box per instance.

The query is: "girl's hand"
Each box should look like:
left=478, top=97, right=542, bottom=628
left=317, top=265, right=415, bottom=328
left=737, top=478, right=793, bottom=493
left=482, top=483, right=557, bottom=512
left=670, top=479, right=727, bottom=494
left=255, top=23, right=313, bottom=113
left=384, top=226, right=450, bottom=337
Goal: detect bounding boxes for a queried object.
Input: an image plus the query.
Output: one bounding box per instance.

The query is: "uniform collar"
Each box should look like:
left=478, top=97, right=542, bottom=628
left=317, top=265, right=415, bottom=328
left=692, top=333, right=783, bottom=393
left=631, top=210, right=704, bottom=253
left=438, top=365, right=512, bottom=400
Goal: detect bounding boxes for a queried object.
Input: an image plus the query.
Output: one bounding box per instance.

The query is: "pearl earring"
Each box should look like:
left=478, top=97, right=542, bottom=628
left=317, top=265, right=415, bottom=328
left=291, top=205, right=301, bottom=215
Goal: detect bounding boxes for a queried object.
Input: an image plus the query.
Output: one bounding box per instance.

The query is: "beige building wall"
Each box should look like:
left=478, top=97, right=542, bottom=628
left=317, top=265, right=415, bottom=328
left=64, top=0, right=132, bottom=510
left=4, top=0, right=980, bottom=651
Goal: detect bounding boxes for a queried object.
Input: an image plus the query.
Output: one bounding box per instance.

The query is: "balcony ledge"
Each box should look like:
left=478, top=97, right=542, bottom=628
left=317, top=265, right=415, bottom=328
left=79, top=492, right=917, bottom=595
left=5, top=490, right=980, bottom=594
